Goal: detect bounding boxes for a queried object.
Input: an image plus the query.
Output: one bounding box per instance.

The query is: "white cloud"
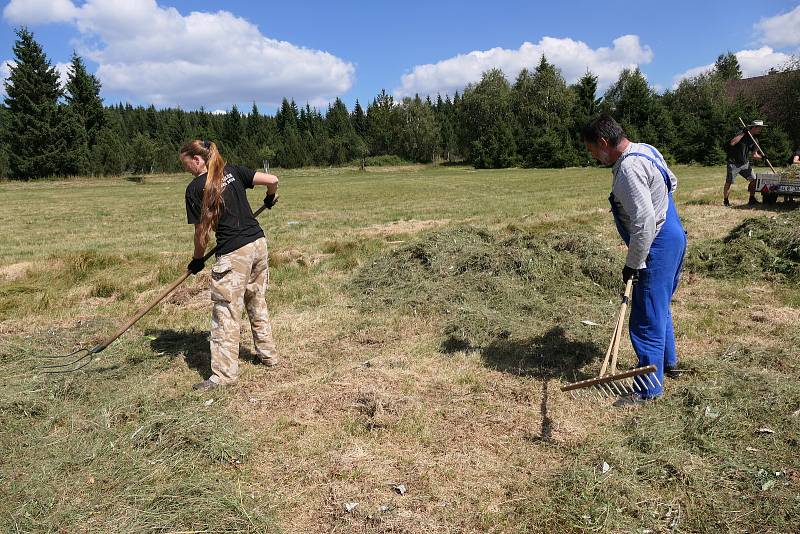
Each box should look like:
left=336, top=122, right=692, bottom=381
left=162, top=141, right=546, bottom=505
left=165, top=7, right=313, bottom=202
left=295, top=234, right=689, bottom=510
left=394, top=35, right=654, bottom=98
left=1, top=59, right=70, bottom=96
left=755, top=4, right=800, bottom=48
left=671, top=47, right=792, bottom=87
left=54, top=61, right=70, bottom=89
left=1, top=59, right=14, bottom=80
left=0, top=59, right=14, bottom=98
left=3, top=0, right=78, bottom=24
left=2, top=0, right=355, bottom=109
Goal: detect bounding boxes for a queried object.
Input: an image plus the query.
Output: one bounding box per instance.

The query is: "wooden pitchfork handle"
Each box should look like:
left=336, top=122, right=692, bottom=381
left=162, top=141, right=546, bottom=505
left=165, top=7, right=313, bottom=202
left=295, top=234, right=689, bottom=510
left=738, top=117, right=777, bottom=174
left=598, top=277, right=634, bottom=377
left=88, top=202, right=271, bottom=356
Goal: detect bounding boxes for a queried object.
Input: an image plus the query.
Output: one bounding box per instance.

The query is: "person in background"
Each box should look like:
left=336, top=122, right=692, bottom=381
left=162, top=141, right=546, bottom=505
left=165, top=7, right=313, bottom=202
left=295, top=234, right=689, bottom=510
left=180, top=140, right=279, bottom=391
left=788, top=146, right=800, bottom=166
left=723, top=120, right=766, bottom=207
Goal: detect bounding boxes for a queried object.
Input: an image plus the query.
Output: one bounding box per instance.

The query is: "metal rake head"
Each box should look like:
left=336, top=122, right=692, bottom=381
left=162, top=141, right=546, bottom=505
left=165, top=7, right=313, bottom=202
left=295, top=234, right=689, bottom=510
left=36, top=344, right=101, bottom=373
left=561, top=365, right=660, bottom=400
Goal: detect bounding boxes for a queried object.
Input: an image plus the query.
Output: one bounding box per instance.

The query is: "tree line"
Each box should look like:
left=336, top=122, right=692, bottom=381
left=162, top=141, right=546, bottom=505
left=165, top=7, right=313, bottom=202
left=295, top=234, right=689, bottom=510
left=1, top=28, right=798, bottom=179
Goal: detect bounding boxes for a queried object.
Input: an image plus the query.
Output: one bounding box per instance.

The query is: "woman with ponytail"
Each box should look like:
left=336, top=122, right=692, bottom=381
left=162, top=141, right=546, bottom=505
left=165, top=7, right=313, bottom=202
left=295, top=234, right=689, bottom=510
left=180, top=140, right=279, bottom=391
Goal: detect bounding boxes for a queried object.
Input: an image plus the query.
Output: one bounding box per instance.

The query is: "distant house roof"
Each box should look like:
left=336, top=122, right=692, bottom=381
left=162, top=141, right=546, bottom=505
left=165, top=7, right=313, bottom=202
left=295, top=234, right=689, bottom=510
left=724, top=71, right=791, bottom=101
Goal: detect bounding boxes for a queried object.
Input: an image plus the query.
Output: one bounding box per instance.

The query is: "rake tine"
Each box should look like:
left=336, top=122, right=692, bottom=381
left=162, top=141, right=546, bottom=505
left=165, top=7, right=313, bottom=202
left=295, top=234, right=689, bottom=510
left=37, top=347, right=87, bottom=360
left=603, top=383, right=616, bottom=396
left=643, top=373, right=656, bottom=389
left=595, top=384, right=609, bottom=398
left=651, top=373, right=662, bottom=388
left=36, top=349, right=94, bottom=373
left=630, top=378, right=642, bottom=392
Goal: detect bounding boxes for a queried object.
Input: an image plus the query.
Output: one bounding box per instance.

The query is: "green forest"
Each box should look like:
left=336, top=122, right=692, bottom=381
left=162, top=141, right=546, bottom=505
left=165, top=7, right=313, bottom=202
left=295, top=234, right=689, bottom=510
left=1, top=27, right=798, bottom=179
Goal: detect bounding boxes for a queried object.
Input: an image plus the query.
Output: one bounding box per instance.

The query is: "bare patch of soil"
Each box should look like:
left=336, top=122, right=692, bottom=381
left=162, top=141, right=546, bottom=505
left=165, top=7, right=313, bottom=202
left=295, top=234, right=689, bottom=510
left=271, top=248, right=334, bottom=268
left=0, top=261, right=34, bottom=281
left=359, top=219, right=450, bottom=238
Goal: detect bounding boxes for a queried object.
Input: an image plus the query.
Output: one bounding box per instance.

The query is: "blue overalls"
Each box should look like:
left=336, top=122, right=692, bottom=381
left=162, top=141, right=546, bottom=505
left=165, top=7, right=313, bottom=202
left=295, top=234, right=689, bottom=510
left=610, top=145, right=687, bottom=398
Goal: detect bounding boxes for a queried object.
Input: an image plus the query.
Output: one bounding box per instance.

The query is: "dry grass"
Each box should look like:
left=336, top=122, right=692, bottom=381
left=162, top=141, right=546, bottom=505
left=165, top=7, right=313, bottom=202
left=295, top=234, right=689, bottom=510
left=358, top=219, right=451, bottom=238
left=1, top=165, right=798, bottom=532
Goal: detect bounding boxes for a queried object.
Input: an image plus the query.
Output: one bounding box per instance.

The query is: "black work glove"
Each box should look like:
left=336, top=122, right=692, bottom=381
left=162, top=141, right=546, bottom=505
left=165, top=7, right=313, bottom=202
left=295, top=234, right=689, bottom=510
left=187, top=257, right=206, bottom=275
left=622, top=265, right=638, bottom=283
left=264, top=193, right=278, bottom=209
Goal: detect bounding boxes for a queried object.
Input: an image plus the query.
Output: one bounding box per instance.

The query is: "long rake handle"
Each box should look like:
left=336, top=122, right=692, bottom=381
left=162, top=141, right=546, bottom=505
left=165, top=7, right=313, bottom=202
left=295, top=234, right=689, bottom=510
left=598, top=293, right=624, bottom=376
left=608, top=278, right=633, bottom=376
left=739, top=117, right=777, bottom=174
left=90, top=203, right=270, bottom=355
left=599, top=278, right=633, bottom=377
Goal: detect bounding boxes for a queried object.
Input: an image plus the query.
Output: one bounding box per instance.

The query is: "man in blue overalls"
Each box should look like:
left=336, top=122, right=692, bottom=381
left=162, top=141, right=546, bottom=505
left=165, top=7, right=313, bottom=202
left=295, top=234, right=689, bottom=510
left=581, top=114, right=688, bottom=407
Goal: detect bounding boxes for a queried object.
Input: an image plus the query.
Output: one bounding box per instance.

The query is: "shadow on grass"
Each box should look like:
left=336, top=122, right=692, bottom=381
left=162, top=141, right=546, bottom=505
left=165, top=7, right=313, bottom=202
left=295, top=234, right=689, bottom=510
left=442, top=326, right=601, bottom=381
left=731, top=199, right=800, bottom=212
left=145, top=329, right=261, bottom=379
left=442, top=326, right=601, bottom=442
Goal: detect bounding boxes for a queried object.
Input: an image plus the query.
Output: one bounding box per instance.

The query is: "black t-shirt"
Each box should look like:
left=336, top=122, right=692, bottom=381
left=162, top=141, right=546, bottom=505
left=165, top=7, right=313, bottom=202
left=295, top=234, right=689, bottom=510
left=185, top=165, right=265, bottom=256
left=726, top=130, right=757, bottom=165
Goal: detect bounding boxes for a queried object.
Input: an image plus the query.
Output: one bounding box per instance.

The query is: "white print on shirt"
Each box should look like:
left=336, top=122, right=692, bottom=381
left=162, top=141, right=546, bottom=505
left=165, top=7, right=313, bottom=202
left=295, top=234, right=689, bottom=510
left=221, top=172, right=235, bottom=190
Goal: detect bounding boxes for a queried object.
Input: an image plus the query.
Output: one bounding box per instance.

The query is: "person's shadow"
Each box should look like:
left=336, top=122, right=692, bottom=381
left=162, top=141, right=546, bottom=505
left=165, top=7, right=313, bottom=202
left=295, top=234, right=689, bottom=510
left=441, top=325, right=601, bottom=380
left=441, top=326, right=603, bottom=442
left=145, top=328, right=261, bottom=379
left=731, top=199, right=800, bottom=212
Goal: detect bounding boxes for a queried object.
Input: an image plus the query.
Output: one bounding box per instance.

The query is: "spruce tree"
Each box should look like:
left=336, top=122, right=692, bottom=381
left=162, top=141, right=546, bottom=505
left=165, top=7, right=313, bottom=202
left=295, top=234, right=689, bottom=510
left=366, top=89, right=395, bottom=155
left=351, top=99, right=368, bottom=139
left=575, top=71, right=600, bottom=119
left=64, top=52, right=105, bottom=146
left=4, top=27, right=63, bottom=179
left=327, top=98, right=356, bottom=164
left=223, top=104, right=242, bottom=147
left=714, top=52, right=742, bottom=81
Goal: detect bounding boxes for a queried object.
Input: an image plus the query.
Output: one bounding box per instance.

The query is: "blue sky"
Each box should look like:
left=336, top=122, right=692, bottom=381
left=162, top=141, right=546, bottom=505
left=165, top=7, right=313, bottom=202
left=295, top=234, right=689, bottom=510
left=1, top=0, right=799, bottom=113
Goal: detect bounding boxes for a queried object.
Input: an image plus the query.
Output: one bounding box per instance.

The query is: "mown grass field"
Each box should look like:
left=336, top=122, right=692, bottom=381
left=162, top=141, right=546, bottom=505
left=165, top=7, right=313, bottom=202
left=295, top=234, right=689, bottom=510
left=1, top=164, right=798, bottom=533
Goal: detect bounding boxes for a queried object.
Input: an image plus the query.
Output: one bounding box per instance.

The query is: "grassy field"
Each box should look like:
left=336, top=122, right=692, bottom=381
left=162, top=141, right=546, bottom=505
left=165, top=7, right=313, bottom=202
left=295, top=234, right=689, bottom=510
left=1, top=164, right=798, bottom=533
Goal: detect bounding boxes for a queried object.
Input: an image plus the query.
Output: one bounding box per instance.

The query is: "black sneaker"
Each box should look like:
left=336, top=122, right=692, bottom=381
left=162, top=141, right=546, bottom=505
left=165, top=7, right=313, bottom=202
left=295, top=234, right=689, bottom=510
left=665, top=366, right=694, bottom=379
left=748, top=197, right=760, bottom=206
left=665, top=367, right=687, bottom=379
left=723, top=198, right=730, bottom=207
left=192, top=379, right=219, bottom=391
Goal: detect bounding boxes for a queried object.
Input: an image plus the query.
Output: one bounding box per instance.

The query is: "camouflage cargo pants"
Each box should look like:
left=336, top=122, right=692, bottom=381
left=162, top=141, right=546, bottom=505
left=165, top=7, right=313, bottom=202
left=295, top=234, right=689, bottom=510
left=208, top=237, right=277, bottom=385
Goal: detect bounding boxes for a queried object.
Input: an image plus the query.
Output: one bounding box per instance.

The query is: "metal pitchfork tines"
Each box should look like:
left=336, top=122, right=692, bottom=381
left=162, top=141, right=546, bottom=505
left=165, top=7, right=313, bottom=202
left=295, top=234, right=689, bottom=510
left=560, top=278, right=661, bottom=399
left=37, top=201, right=273, bottom=373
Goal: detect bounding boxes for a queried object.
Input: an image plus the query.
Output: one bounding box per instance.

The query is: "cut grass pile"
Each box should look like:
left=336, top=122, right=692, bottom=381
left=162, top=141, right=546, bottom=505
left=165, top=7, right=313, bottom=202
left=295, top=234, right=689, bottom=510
left=688, top=210, right=800, bottom=279
left=780, top=166, right=800, bottom=180
left=351, top=225, right=620, bottom=378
